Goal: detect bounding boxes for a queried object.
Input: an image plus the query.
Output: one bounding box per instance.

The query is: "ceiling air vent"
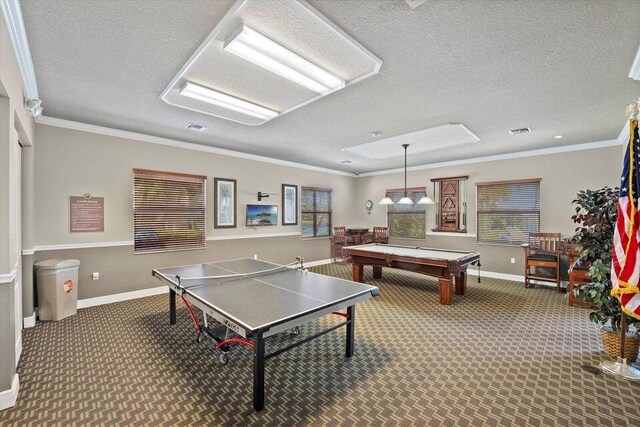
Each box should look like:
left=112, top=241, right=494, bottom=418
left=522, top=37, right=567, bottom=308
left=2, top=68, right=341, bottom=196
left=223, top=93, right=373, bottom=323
left=508, top=127, right=531, bottom=135
left=186, top=122, right=206, bottom=131
left=404, top=0, right=427, bottom=9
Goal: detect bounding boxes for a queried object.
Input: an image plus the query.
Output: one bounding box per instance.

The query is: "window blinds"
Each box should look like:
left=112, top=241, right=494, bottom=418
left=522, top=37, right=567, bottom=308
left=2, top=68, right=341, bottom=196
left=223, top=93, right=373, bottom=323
left=476, top=179, right=541, bottom=245
left=133, top=169, right=206, bottom=253
left=386, top=188, right=426, bottom=239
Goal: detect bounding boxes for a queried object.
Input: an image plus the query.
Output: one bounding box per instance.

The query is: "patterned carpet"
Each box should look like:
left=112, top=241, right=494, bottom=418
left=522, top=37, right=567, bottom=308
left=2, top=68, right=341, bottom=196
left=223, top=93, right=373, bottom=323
left=2, top=263, right=640, bottom=426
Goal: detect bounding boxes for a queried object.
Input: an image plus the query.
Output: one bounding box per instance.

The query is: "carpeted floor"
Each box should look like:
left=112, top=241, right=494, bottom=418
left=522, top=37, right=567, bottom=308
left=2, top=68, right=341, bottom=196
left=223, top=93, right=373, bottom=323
left=1, top=263, right=640, bottom=426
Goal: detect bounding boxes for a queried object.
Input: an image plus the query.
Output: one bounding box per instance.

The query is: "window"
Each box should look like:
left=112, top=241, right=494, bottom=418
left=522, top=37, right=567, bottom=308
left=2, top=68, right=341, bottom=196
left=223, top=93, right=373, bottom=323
left=301, top=187, right=332, bottom=237
left=431, top=176, right=468, bottom=233
left=386, top=188, right=426, bottom=239
left=476, top=179, right=541, bottom=245
left=134, top=169, right=206, bottom=253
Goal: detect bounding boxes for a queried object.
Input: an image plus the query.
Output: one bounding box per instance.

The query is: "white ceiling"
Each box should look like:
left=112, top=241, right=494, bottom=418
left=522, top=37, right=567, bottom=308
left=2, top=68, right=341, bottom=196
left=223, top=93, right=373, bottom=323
left=20, top=0, right=640, bottom=173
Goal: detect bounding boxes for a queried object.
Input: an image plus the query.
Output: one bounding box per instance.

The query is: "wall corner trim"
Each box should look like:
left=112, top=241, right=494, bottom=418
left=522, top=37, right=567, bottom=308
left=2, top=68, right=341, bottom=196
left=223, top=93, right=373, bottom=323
left=0, top=374, right=20, bottom=410
left=35, top=115, right=354, bottom=177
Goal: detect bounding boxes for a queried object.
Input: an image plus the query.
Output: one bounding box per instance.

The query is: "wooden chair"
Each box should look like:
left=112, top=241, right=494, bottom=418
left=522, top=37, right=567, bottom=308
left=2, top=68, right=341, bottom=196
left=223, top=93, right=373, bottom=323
left=370, top=226, right=389, bottom=244
left=521, top=233, right=562, bottom=291
left=567, top=249, right=594, bottom=307
left=330, top=227, right=350, bottom=262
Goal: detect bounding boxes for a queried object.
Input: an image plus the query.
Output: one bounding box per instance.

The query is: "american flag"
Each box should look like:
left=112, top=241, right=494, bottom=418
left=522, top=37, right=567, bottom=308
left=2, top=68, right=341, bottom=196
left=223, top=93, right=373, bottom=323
left=611, top=118, right=640, bottom=320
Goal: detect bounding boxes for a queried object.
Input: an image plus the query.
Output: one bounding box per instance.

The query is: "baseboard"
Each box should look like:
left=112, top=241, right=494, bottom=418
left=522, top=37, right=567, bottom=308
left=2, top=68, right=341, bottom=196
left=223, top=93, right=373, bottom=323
left=77, top=286, right=168, bottom=309
left=467, top=268, right=522, bottom=282
left=466, top=269, right=564, bottom=288
left=23, top=312, right=35, bottom=328
left=0, top=374, right=19, bottom=410
left=304, top=258, right=333, bottom=268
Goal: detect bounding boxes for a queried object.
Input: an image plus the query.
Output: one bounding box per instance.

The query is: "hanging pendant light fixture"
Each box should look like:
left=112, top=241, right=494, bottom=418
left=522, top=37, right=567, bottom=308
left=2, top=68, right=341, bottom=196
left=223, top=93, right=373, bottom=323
left=397, top=144, right=414, bottom=204
left=379, top=144, right=414, bottom=205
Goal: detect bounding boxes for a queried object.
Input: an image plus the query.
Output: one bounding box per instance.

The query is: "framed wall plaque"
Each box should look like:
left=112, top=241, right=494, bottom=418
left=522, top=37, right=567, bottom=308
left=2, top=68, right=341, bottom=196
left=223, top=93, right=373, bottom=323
left=70, top=195, right=104, bottom=232
left=214, top=178, right=237, bottom=228
left=282, top=184, right=298, bottom=226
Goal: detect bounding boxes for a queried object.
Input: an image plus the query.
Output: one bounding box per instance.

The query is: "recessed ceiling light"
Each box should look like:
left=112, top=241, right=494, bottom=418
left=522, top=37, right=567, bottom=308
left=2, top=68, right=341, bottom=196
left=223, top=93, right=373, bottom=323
left=372, top=131, right=382, bottom=137
left=224, top=25, right=344, bottom=95
left=185, top=122, right=206, bottom=131
left=180, top=82, right=278, bottom=121
left=554, top=135, right=563, bottom=139
left=340, top=160, right=353, bottom=164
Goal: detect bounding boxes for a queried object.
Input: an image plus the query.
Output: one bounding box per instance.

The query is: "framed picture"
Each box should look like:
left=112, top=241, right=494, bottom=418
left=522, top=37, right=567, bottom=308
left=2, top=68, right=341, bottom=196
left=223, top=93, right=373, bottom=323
left=214, top=178, right=236, bottom=228
left=282, top=184, right=298, bottom=226
left=246, top=204, right=278, bottom=226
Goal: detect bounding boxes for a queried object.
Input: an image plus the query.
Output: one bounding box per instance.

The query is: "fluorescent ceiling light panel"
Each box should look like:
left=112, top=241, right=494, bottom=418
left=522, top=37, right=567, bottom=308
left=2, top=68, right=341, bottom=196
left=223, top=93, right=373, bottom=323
left=224, top=25, right=345, bottom=95
left=180, top=82, right=278, bottom=120
left=344, top=123, right=480, bottom=159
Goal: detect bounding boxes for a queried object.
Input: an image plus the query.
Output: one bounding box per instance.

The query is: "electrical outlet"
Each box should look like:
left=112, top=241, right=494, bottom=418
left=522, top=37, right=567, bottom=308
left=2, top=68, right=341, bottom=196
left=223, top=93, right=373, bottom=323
left=254, top=254, right=258, bottom=259
left=510, top=258, right=515, bottom=264
left=92, top=272, right=99, bottom=280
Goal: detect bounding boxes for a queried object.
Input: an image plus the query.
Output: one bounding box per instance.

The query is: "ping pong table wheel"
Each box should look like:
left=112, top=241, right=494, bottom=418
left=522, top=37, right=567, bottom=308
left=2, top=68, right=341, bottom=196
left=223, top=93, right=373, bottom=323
left=196, top=332, right=203, bottom=343
left=291, top=326, right=300, bottom=336
left=219, top=353, right=229, bottom=365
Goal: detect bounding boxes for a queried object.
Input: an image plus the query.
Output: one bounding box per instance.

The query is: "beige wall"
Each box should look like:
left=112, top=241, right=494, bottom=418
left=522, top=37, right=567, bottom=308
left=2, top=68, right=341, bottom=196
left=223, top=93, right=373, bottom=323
left=34, top=124, right=355, bottom=245
left=31, top=123, right=357, bottom=301
left=354, top=146, right=621, bottom=276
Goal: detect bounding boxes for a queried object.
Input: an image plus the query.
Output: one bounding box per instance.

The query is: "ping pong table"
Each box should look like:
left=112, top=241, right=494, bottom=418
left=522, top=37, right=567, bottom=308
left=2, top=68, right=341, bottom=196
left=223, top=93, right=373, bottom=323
left=152, top=257, right=379, bottom=411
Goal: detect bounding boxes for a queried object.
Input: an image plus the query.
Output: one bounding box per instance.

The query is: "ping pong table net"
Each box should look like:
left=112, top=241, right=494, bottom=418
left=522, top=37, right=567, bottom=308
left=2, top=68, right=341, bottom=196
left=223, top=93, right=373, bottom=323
left=172, top=258, right=304, bottom=290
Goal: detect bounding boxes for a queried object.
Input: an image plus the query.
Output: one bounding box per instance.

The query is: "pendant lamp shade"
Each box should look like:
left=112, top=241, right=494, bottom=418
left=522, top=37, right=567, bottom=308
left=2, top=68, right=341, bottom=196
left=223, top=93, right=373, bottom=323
left=417, top=195, right=435, bottom=204
left=398, top=196, right=414, bottom=204
left=379, top=197, right=394, bottom=205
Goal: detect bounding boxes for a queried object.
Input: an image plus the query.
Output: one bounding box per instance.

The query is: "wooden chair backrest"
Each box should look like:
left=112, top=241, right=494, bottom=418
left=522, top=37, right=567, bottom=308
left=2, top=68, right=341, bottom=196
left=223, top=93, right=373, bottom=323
left=528, top=233, right=561, bottom=253
left=333, top=227, right=346, bottom=239
left=373, top=226, right=388, bottom=239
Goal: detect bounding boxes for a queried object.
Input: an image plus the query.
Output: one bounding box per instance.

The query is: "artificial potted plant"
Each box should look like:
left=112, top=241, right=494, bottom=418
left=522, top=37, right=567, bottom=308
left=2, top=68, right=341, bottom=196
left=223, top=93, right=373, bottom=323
left=571, top=186, right=640, bottom=360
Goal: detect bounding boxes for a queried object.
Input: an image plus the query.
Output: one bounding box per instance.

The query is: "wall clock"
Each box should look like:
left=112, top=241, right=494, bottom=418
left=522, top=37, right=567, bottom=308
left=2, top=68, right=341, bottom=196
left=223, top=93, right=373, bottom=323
left=365, top=199, right=373, bottom=214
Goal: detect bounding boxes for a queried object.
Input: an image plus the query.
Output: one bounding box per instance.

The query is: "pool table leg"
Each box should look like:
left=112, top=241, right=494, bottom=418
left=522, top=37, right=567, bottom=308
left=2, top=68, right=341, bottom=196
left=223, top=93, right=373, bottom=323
left=455, top=272, right=467, bottom=295
left=439, top=278, right=453, bottom=305
left=372, top=266, right=382, bottom=279
left=353, top=264, right=364, bottom=282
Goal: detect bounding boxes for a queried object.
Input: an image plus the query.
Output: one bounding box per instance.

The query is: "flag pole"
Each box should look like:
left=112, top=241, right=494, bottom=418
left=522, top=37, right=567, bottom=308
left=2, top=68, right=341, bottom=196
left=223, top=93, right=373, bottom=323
left=600, top=101, right=640, bottom=380
left=620, top=314, right=627, bottom=360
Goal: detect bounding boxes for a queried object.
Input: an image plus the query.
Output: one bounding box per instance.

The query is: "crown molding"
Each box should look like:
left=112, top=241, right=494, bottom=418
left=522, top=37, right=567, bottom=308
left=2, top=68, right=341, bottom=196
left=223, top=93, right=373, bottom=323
left=630, top=45, right=640, bottom=81
left=35, top=115, right=354, bottom=176
left=0, top=0, right=38, bottom=100
left=355, top=138, right=621, bottom=177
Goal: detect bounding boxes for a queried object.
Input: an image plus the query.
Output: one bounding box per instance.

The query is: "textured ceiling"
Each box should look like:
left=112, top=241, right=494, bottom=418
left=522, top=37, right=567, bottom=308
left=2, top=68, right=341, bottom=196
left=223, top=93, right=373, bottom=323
left=21, top=0, right=640, bottom=173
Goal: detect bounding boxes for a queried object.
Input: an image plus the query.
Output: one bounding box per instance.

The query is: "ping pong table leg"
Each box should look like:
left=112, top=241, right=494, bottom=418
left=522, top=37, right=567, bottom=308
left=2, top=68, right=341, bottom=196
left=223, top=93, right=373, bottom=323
left=346, top=305, right=355, bottom=357
left=169, top=289, right=176, bottom=325
left=253, top=332, right=265, bottom=411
